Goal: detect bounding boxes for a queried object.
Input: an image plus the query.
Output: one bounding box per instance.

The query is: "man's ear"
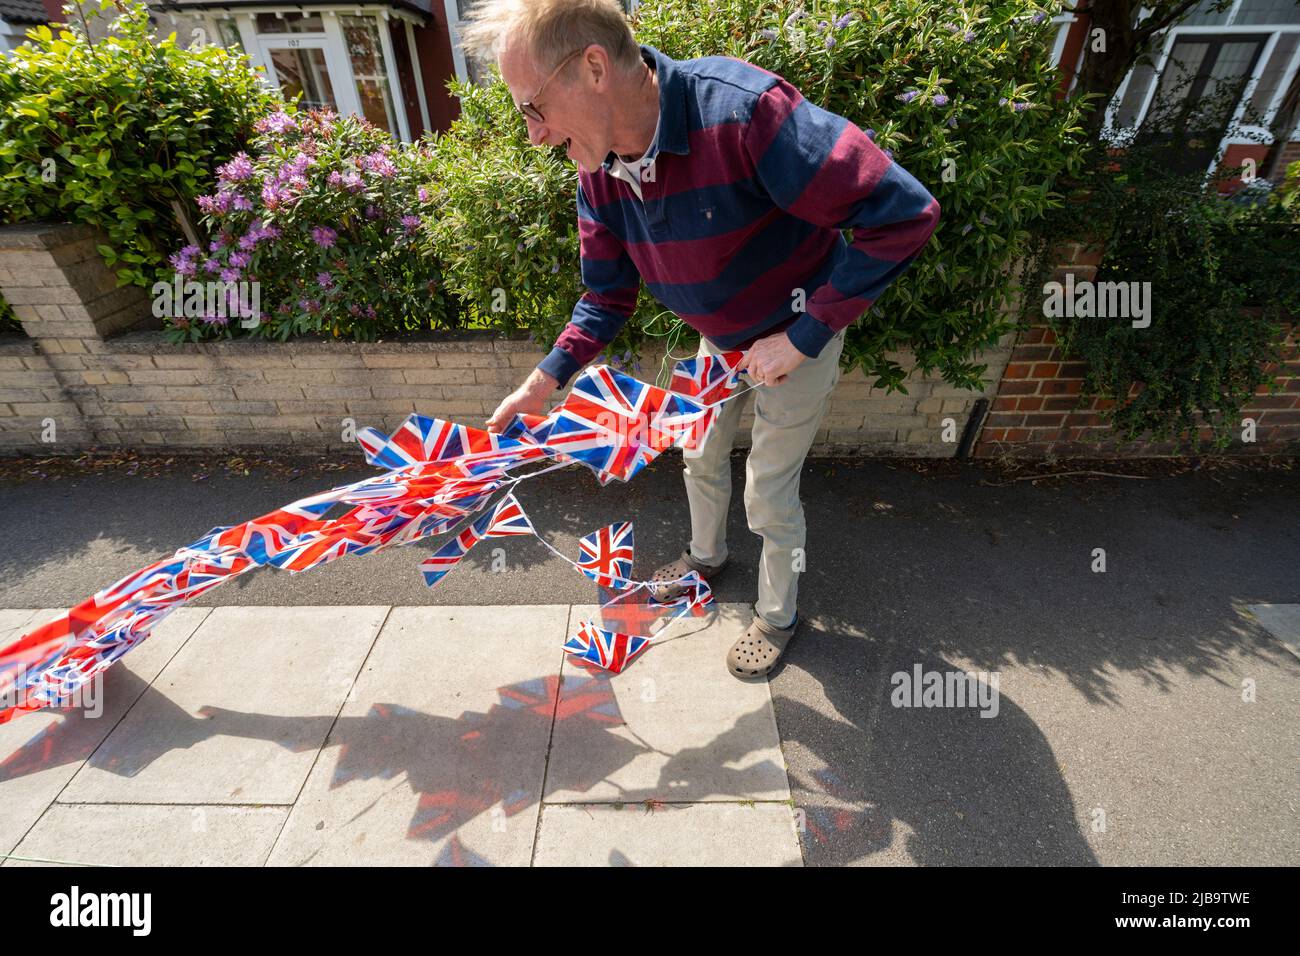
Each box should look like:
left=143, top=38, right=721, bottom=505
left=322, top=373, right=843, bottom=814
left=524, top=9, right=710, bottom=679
left=583, top=45, right=609, bottom=89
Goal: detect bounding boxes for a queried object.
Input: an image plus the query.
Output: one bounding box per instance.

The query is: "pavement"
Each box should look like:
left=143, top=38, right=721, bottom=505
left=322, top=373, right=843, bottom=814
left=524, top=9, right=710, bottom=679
left=0, top=451, right=1297, bottom=866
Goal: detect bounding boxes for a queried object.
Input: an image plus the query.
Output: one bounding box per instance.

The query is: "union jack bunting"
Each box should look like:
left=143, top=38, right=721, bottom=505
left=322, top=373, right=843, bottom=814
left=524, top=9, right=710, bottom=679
left=484, top=495, right=535, bottom=537
left=419, top=493, right=534, bottom=587
left=534, top=365, right=717, bottom=485
left=0, top=354, right=741, bottom=724
left=576, top=522, right=635, bottom=588
left=670, top=349, right=747, bottom=406
left=563, top=620, right=652, bottom=674
left=357, top=413, right=540, bottom=473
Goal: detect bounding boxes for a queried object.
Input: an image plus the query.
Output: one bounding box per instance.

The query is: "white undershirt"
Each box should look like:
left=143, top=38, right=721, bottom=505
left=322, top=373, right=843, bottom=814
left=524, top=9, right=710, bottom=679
left=609, top=112, right=660, bottom=201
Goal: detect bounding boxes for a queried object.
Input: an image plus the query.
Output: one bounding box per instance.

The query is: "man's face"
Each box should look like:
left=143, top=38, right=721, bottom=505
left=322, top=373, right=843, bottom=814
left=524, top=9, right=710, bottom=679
left=500, top=41, right=610, bottom=173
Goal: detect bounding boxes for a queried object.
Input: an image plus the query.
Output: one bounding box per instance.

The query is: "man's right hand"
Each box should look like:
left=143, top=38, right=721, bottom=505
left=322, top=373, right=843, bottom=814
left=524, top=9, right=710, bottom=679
left=485, top=368, right=560, bottom=433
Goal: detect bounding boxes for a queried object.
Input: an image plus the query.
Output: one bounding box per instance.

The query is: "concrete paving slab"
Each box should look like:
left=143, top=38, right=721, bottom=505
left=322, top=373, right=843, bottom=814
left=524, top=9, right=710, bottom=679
left=59, top=606, right=387, bottom=805
left=0, top=609, right=39, bottom=638
left=0, top=608, right=208, bottom=858
left=1246, top=604, right=1300, bottom=660
left=545, top=603, right=789, bottom=804
left=5, top=804, right=288, bottom=866
left=267, top=605, right=569, bottom=866
left=4, top=456, right=1297, bottom=868
left=534, top=803, right=803, bottom=866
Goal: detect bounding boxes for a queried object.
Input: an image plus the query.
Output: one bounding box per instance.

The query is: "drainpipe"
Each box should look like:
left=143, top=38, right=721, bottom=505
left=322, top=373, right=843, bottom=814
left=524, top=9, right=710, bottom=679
left=957, top=398, right=989, bottom=459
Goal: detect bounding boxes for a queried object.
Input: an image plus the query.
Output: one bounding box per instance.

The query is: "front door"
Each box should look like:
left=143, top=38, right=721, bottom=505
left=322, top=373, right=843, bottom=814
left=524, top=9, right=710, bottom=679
left=258, top=36, right=341, bottom=113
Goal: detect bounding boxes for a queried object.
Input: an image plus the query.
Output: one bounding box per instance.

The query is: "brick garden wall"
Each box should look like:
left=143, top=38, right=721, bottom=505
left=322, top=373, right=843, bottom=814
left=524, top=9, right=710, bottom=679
left=973, top=241, right=1300, bottom=457
left=0, top=223, right=1007, bottom=458
left=3, top=222, right=1296, bottom=458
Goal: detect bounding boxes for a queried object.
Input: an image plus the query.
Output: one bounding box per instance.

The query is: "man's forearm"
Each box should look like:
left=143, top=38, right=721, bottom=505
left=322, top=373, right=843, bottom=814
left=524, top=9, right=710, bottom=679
left=523, top=367, right=560, bottom=398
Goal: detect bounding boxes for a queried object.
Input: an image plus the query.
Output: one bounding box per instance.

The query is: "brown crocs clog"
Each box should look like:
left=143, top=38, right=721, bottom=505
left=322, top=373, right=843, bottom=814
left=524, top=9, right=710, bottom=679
left=727, top=614, right=799, bottom=678
left=648, top=549, right=727, bottom=602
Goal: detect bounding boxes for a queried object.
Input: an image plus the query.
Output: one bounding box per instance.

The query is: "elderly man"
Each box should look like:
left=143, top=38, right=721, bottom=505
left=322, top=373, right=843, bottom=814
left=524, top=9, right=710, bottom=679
left=465, top=0, right=940, bottom=678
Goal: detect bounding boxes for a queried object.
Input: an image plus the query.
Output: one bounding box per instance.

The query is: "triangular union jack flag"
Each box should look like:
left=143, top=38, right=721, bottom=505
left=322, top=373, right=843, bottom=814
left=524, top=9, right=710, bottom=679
left=670, top=349, right=746, bottom=406
left=576, top=522, right=634, bottom=587
left=484, top=495, right=535, bottom=537
left=563, top=620, right=651, bottom=674
left=419, top=493, right=533, bottom=587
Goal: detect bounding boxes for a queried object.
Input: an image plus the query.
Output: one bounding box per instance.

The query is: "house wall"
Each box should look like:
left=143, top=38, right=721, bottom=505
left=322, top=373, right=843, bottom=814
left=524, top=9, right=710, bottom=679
left=973, top=242, right=1300, bottom=458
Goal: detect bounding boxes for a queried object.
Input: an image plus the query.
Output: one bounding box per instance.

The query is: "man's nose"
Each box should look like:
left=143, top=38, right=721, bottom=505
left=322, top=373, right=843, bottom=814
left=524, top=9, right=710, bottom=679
left=525, top=117, right=550, bottom=147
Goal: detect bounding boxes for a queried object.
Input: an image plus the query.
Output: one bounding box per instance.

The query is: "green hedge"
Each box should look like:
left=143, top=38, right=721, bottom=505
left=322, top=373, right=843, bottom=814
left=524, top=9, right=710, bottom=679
left=0, top=0, right=284, bottom=289
left=418, top=79, right=586, bottom=351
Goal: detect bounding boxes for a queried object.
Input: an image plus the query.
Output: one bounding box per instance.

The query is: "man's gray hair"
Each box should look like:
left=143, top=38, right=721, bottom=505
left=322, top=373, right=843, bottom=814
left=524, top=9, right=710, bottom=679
left=458, top=0, right=641, bottom=76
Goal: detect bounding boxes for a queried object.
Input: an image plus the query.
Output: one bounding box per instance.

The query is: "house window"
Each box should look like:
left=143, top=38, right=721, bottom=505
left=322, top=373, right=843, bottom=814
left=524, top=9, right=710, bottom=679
left=1100, top=0, right=1300, bottom=177
left=447, top=0, right=493, bottom=85
left=341, top=14, right=400, bottom=134
left=1250, top=33, right=1300, bottom=116
left=216, top=17, right=243, bottom=52
left=267, top=46, right=339, bottom=113
left=255, top=12, right=325, bottom=34
left=1114, top=61, right=1159, bottom=128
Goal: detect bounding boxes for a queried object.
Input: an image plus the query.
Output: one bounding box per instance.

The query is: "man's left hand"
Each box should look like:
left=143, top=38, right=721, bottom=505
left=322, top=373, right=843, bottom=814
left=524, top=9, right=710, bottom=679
left=738, top=331, right=808, bottom=387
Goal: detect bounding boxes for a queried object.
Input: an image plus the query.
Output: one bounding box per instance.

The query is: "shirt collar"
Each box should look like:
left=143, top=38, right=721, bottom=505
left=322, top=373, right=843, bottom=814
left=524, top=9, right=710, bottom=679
left=602, top=43, right=690, bottom=174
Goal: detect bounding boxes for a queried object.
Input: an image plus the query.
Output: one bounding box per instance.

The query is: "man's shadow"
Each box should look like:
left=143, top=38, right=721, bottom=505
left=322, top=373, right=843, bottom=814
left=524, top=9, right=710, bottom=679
left=773, top=629, right=1098, bottom=866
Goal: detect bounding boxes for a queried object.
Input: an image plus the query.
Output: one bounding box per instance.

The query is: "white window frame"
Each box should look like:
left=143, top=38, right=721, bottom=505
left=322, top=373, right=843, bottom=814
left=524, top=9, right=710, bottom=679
left=204, top=5, right=422, bottom=141
left=1094, top=3, right=1300, bottom=177
left=442, top=0, right=471, bottom=84
left=1049, top=9, right=1085, bottom=94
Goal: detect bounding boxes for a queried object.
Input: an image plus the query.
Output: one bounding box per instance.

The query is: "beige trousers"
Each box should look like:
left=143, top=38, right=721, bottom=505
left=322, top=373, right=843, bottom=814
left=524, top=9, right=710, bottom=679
left=682, top=327, right=846, bottom=630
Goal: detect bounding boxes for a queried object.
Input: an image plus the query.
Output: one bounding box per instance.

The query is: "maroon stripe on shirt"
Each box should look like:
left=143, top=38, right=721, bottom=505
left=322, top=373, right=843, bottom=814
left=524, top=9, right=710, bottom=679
left=787, top=122, right=892, bottom=236
left=661, top=122, right=751, bottom=196
left=577, top=215, right=626, bottom=260
left=671, top=228, right=840, bottom=333
left=554, top=323, right=610, bottom=361
left=743, top=79, right=803, bottom=174
left=624, top=208, right=786, bottom=285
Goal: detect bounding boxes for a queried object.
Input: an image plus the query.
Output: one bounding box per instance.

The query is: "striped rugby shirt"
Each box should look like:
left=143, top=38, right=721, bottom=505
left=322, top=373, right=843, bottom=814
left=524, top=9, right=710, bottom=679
left=537, top=43, right=942, bottom=388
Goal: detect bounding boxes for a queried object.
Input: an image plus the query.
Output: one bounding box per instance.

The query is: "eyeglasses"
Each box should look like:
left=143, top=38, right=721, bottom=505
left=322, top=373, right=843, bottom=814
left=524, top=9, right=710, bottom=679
left=519, top=47, right=586, bottom=124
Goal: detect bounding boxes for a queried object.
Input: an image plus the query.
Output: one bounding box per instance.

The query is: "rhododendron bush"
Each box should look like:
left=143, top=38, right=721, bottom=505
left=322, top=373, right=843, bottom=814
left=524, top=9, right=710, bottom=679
left=170, top=110, right=451, bottom=341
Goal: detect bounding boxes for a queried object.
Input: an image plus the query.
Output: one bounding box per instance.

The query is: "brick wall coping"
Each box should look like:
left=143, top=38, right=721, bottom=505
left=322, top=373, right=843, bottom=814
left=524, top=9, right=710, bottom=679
left=76, top=329, right=545, bottom=355
left=0, top=222, right=98, bottom=250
